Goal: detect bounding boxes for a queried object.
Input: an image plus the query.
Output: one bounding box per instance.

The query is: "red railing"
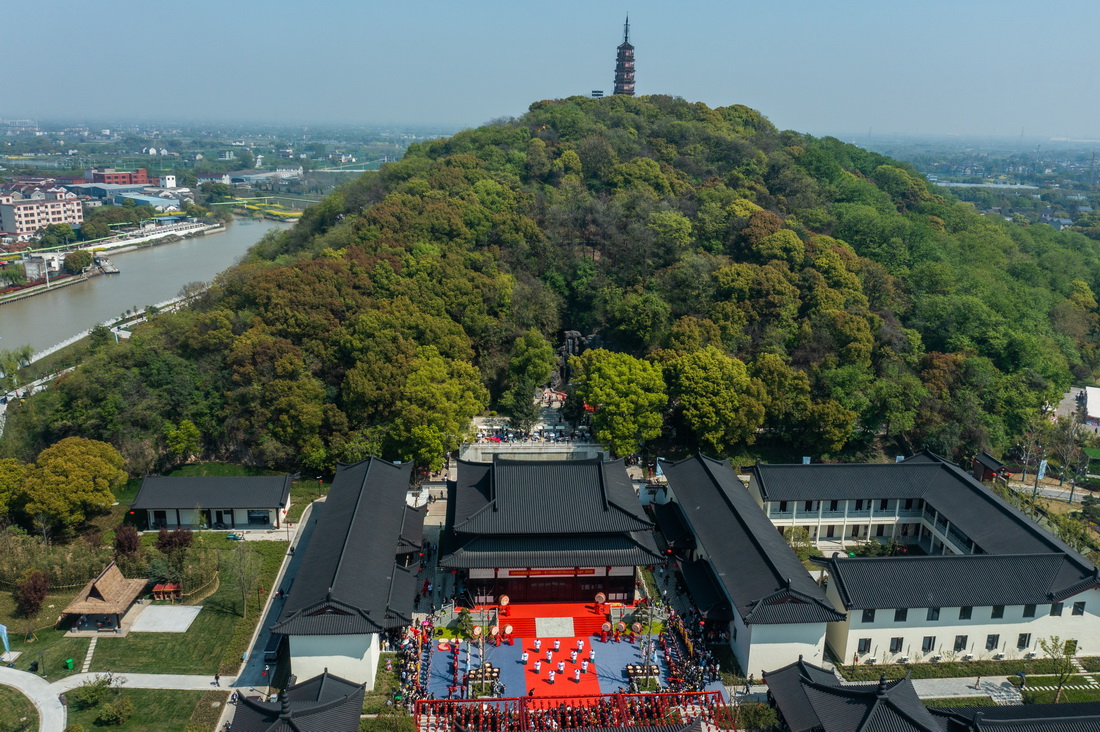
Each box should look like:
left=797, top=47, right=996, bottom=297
left=415, top=690, right=734, bottom=731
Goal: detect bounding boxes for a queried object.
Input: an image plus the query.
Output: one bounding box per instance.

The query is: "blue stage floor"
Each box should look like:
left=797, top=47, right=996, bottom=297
left=424, top=635, right=674, bottom=699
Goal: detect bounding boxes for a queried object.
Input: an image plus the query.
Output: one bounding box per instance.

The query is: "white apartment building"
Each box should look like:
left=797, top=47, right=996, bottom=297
left=0, top=192, right=84, bottom=240
left=748, top=452, right=1100, bottom=665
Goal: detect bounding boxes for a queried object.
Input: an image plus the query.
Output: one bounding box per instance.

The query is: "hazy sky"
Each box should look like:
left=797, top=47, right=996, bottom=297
left=10, top=0, right=1100, bottom=138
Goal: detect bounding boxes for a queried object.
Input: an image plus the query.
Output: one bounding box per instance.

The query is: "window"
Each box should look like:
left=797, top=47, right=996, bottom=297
left=986, top=634, right=1000, bottom=651
left=855, top=499, right=864, bottom=511
left=830, top=500, right=839, bottom=512
left=778, top=501, right=787, bottom=513
left=954, top=635, right=968, bottom=652
left=1073, top=602, right=1086, bottom=616
left=1017, top=633, right=1031, bottom=650
left=959, top=606, right=972, bottom=620
left=805, top=501, right=814, bottom=512
left=889, top=637, right=903, bottom=654
left=857, top=638, right=871, bottom=654
left=927, top=608, right=940, bottom=621
left=246, top=509, right=271, bottom=526
left=1051, top=602, right=1064, bottom=617
left=894, top=608, right=908, bottom=622
left=1023, top=604, right=1036, bottom=618
left=862, top=609, right=876, bottom=623
left=922, top=636, right=936, bottom=653
left=991, top=605, right=1005, bottom=619
left=880, top=499, right=889, bottom=511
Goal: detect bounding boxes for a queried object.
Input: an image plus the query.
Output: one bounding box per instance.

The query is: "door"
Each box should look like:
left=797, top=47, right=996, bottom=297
left=152, top=510, right=167, bottom=529
left=527, top=580, right=571, bottom=602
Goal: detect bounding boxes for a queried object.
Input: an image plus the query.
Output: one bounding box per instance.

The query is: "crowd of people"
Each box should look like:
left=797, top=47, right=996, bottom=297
left=417, top=691, right=726, bottom=732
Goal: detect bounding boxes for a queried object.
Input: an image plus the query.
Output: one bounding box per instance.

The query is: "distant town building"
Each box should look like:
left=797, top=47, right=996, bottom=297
left=613, top=16, right=635, bottom=96
left=89, top=167, right=149, bottom=185
left=0, top=192, right=84, bottom=240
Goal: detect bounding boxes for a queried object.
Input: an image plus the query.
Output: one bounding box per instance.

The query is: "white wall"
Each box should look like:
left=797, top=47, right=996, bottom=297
left=743, top=622, right=829, bottom=678
left=826, top=587, right=1100, bottom=665
left=289, top=633, right=380, bottom=689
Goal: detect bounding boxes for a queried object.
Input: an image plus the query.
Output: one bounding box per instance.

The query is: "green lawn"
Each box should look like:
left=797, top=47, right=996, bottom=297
left=65, top=688, right=204, bottom=731
left=288, top=477, right=329, bottom=523
left=1078, top=656, right=1100, bottom=672
left=91, top=537, right=288, bottom=676
left=6, top=626, right=89, bottom=681
left=922, top=696, right=995, bottom=708
left=0, top=683, right=39, bottom=731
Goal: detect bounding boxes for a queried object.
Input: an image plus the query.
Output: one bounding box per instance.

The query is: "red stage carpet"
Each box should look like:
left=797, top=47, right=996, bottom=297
left=522, top=636, right=603, bottom=699
left=484, top=602, right=612, bottom=638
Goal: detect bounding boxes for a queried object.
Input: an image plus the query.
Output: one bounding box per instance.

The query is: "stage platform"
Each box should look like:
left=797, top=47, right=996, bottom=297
left=427, top=603, right=669, bottom=699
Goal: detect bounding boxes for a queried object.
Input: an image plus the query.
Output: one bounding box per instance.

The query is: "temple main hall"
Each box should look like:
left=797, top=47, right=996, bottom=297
left=439, top=456, right=662, bottom=604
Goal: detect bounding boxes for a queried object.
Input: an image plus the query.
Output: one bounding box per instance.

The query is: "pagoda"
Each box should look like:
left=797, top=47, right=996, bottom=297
left=613, top=16, right=635, bottom=96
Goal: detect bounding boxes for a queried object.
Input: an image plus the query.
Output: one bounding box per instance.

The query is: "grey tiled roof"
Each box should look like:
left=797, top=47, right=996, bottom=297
left=439, top=531, right=662, bottom=569
left=451, top=456, right=652, bottom=535
left=766, top=658, right=942, bottom=732
left=821, top=553, right=1099, bottom=610
left=231, top=670, right=364, bottom=732
left=662, top=455, right=843, bottom=625
left=755, top=453, right=1080, bottom=557
left=273, top=459, right=421, bottom=636
left=133, top=475, right=291, bottom=510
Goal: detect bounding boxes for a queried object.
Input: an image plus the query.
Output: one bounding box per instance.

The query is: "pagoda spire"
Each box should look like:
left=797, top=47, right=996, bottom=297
left=613, top=15, right=635, bottom=96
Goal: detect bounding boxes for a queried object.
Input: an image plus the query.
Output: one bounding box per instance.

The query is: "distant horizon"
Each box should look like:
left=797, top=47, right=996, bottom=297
left=8, top=1, right=1100, bottom=141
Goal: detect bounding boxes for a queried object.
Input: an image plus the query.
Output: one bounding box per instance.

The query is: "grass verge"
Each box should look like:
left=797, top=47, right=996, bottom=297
left=1023, top=686, right=1100, bottom=703
left=188, top=689, right=231, bottom=730
left=364, top=653, right=401, bottom=713
left=922, top=696, right=995, bottom=708
left=0, top=683, right=38, bottom=731
left=838, top=657, right=1061, bottom=681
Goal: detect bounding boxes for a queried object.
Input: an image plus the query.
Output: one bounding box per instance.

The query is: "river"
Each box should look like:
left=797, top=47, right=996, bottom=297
left=0, top=219, right=288, bottom=354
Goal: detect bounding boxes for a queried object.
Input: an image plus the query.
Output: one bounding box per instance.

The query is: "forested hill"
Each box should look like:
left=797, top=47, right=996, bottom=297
left=6, top=95, right=1100, bottom=474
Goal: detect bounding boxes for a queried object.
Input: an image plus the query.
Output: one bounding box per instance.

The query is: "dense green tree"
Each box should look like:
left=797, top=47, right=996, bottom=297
left=389, top=347, right=489, bottom=469
left=21, top=437, right=126, bottom=537
left=62, top=250, right=93, bottom=274
left=665, top=346, right=767, bottom=453
left=572, top=349, right=667, bottom=456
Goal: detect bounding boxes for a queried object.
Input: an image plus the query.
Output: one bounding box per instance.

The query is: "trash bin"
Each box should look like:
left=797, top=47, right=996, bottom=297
left=64, top=658, right=74, bottom=670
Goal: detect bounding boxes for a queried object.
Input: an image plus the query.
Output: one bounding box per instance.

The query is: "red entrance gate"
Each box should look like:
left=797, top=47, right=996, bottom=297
left=415, top=690, right=733, bottom=732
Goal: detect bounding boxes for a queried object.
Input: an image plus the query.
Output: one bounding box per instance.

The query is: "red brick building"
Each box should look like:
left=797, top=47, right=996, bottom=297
left=90, top=168, right=149, bottom=185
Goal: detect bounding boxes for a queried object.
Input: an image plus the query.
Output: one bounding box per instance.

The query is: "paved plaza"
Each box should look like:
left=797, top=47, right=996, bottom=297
left=129, top=605, right=203, bottom=633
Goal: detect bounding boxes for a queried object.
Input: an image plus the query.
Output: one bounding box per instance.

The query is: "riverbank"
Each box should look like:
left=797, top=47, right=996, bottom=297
left=0, top=219, right=287, bottom=355
left=0, top=222, right=225, bottom=308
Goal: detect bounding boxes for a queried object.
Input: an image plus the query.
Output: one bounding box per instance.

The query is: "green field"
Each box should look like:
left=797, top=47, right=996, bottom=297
left=0, top=684, right=38, bottom=731
left=65, top=688, right=205, bottom=732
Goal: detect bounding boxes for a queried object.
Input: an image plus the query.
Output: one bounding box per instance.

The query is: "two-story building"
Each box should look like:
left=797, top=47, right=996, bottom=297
left=750, top=452, right=1100, bottom=665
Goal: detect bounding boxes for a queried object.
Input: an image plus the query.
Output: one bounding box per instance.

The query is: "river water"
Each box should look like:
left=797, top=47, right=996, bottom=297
left=0, top=219, right=288, bottom=354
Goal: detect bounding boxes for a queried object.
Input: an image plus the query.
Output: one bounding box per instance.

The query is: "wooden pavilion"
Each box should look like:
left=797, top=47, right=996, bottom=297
left=62, top=562, right=146, bottom=633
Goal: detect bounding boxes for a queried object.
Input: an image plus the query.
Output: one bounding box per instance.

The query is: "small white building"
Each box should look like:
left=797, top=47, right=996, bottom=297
left=131, top=475, right=292, bottom=530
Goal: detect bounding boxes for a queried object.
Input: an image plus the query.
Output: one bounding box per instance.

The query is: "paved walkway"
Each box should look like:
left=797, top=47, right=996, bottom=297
left=909, top=676, right=1022, bottom=705
left=0, top=667, right=238, bottom=732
